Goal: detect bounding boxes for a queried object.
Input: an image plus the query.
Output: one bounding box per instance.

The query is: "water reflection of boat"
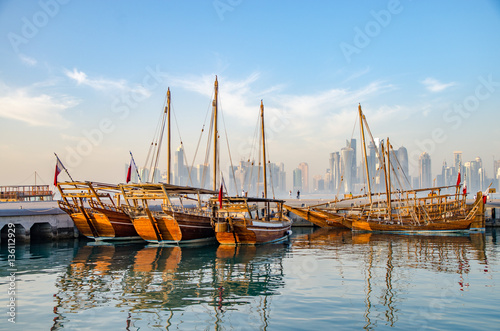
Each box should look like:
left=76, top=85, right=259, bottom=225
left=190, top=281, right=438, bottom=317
left=290, top=226, right=488, bottom=329
left=52, top=240, right=289, bottom=329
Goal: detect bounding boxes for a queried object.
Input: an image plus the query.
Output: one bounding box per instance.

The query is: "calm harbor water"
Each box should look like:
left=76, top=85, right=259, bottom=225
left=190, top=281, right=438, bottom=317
left=1, top=228, right=500, bottom=330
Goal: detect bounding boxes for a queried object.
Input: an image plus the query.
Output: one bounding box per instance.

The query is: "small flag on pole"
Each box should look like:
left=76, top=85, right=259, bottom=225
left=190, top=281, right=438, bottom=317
left=126, top=157, right=135, bottom=183
left=456, top=172, right=461, bottom=186
left=127, top=151, right=141, bottom=183
left=218, top=183, right=223, bottom=208
left=54, top=156, right=65, bottom=185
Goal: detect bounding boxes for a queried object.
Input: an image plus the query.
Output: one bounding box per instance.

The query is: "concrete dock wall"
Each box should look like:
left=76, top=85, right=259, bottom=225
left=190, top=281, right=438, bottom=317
left=0, top=201, right=76, bottom=243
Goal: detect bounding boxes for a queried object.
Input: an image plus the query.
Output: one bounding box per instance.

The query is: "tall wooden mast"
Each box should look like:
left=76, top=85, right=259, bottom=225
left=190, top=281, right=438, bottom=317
left=260, top=100, right=267, bottom=199
left=381, top=138, right=392, bottom=219
left=213, top=76, right=219, bottom=191
left=386, top=138, right=392, bottom=206
left=166, top=87, right=171, bottom=184
left=359, top=104, right=373, bottom=206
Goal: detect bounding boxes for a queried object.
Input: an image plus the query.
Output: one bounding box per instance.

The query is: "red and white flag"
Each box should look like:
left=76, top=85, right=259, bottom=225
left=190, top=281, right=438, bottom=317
left=456, top=172, right=461, bottom=186
left=54, top=157, right=65, bottom=185
left=126, top=156, right=136, bottom=183
left=218, top=183, right=223, bottom=208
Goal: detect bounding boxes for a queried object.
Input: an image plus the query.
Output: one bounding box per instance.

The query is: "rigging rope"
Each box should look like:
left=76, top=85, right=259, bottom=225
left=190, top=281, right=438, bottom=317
left=219, top=98, right=239, bottom=195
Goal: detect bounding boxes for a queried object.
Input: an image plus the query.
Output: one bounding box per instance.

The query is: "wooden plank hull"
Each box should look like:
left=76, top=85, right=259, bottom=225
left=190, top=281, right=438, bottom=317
left=352, top=218, right=473, bottom=232
left=131, top=213, right=215, bottom=244
left=59, top=200, right=140, bottom=241
left=91, top=206, right=141, bottom=240
left=284, top=205, right=350, bottom=229
left=215, top=220, right=292, bottom=245
left=70, top=212, right=95, bottom=238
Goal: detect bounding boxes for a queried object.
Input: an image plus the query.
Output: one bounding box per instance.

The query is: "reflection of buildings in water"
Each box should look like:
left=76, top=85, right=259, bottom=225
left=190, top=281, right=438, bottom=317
left=292, top=227, right=488, bottom=329
left=356, top=232, right=488, bottom=329
left=52, top=241, right=289, bottom=330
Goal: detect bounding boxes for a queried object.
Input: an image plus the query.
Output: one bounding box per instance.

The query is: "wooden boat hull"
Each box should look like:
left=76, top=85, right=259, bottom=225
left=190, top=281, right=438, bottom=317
left=131, top=213, right=215, bottom=244
left=284, top=205, right=350, bottom=229
left=90, top=206, right=142, bottom=240
left=215, top=219, right=292, bottom=245
left=69, top=212, right=96, bottom=238
left=351, top=218, right=473, bottom=233
left=59, top=200, right=141, bottom=241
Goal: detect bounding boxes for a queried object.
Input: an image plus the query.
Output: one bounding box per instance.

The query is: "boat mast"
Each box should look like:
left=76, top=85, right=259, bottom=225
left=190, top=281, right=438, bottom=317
left=359, top=104, right=372, bottom=206
left=213, top=76, right=219, bottom=191
left=166, top=88, right=171, bottom=184
left=261, top=100, right=267, bottom=199
left=381, top=138, right=392, bottom=219
left=387, top=138, right=392, bottom=205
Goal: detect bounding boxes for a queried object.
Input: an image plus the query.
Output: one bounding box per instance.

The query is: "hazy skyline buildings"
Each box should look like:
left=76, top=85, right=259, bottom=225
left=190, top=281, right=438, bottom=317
left=293, top=168, right=302, bottom=193
left=419, top=152, right=432, bottom=189
left=298, top=162, right=309, bottom=193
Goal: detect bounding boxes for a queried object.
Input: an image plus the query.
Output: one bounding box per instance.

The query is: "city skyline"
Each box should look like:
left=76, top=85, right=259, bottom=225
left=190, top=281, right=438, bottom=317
left=125, top=142, right=498, bottom=198
left=1, top=1, right=499, bottom=189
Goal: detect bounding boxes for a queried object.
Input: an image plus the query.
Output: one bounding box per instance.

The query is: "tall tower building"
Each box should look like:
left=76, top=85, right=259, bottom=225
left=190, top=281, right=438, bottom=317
left=174, top=145, right=187, bottom=185
left=340, top=146, right=353, bottom=193
left=419, top=152, right=432, bottom=189
left=330, top=152, right=340, bottom=192
left=398, top=146, right=409, bottom=176
left=139, top=167, right=150, bottom=183
left=298, top=162, right=309, bottom=193
left=494, top=160, right=500, bottom=179
left=293, top=168, right=302, bottom=192
left=454, top=151, right=463, bottom=183
left=348, top=139, right=357, bottom=185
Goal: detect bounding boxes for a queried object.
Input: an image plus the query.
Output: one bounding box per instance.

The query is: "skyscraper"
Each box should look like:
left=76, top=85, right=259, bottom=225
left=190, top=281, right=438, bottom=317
left=397, top=146, right=409, bottom=177
left=454, top=151, right=463, bottom=184
left=348, top=139, right=357, bottom=185
left=340, top=146, right=353, bottom=193
left=330, top=152, right=340, bottom=192
left=174, top=145, right=187, bottom=185
left=298, top=162, right=309, bottom=193
left=293, top=168, right=302, bottom=192
left=419, top=152, right=432, bottom=189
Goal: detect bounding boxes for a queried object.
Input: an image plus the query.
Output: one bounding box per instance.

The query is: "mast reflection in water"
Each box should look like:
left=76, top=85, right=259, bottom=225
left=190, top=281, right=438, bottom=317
left=51, top=242, right=288, bottom=330
left=1, top=229, right=499, bottom=330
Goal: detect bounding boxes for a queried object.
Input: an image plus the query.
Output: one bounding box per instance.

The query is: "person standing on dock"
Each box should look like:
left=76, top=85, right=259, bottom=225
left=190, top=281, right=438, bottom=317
left=297, top=190, right=300, bottom=199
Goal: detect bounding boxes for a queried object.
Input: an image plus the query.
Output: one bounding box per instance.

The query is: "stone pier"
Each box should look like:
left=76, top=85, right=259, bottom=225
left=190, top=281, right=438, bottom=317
left=0, top=201, right=76, bottom=243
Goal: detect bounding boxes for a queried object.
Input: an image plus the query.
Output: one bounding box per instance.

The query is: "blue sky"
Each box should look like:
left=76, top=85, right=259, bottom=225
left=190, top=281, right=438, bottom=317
left=1, top=0, right=499, bottom=189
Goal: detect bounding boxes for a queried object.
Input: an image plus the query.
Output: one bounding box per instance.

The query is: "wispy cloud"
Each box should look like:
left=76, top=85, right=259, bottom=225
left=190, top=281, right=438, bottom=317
left=167, top=72, right=398, bottom=156
left=0, top=81, right=75, bottom=127
left=19, top=54, right=37, bottom=67
left=65, top=68, right=151, bottom=97
left=421, top=77, right=456, bottom=92
left=169, top=72, right=284, bottom=122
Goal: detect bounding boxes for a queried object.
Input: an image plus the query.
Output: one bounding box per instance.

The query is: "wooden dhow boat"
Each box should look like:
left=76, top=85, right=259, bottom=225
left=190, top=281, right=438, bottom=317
left=212, top=196, right=292, bottom=245
left=285, top=104, right=484, bottom=233
left=120, top=183, right=218, bottom=244
left=212, top=100, right=292, bottom=244
left=57, top=181, right=141, bottom=241
left=118, top=87, right=221, bottom=244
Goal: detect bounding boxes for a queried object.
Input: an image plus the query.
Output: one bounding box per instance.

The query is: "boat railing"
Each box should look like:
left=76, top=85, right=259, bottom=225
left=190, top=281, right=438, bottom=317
left=161, top=204, right=211, bottom=217
left=58, top=200, right=79, bottom=214
left=89, top=200, right=119, bottom=212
